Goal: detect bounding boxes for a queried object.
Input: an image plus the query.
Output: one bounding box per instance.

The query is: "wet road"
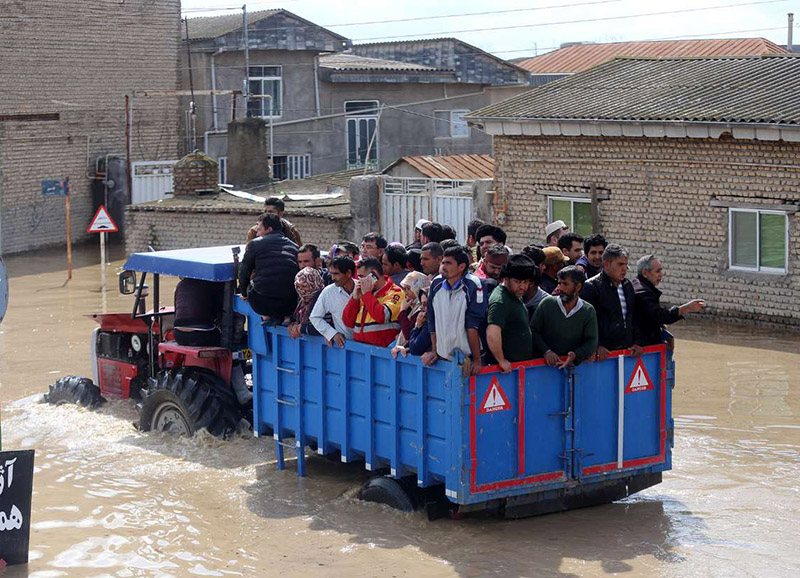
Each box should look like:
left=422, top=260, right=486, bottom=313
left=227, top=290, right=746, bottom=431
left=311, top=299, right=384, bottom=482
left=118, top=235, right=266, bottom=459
left=1, top=244, right=798, bottom=577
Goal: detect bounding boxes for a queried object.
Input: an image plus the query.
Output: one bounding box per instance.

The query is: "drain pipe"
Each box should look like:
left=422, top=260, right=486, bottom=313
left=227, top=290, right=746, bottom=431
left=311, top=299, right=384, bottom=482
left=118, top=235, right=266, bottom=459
left=313, top=54, right=321, bottom=117
left=211, top=49, right=224, bottom=130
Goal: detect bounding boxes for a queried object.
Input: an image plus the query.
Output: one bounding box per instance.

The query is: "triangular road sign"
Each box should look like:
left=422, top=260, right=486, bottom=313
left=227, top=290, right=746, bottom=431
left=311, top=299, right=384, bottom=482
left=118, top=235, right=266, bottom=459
left=87, top=205, right=118, bottom=233
left=625, top=359, right=654, bottom=394
left=479, top=376, right=512, bottom=414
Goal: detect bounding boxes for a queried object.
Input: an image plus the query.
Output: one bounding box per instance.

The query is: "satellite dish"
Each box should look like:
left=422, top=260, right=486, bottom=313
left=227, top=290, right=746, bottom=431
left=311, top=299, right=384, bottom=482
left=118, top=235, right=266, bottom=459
left=0, top=257, right=8, bottom=325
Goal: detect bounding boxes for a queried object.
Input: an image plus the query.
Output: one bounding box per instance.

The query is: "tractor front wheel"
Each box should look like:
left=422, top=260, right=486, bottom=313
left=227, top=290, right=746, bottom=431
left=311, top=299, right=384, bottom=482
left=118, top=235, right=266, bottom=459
left=138, top=367, right=241, bottom=439
left=44, top=376, right=106, bottom=408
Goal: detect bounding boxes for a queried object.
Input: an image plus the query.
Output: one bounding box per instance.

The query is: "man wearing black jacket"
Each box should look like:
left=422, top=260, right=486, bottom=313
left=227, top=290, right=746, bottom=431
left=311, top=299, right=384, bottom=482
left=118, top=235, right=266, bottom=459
left=633, top=255, right=705, bottom=347
left=580, top=244, right=643, bottom=361
left=239, top=213, right=299, bottom=323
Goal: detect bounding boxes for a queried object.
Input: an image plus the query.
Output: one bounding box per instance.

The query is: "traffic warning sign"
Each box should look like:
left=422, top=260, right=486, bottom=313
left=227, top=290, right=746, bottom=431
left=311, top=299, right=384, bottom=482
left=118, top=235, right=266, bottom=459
left=479, top=377, right=512, bottom=414
left=625, top=359, right=654, bottom=394
left=87, top=205, right=118, bottom=233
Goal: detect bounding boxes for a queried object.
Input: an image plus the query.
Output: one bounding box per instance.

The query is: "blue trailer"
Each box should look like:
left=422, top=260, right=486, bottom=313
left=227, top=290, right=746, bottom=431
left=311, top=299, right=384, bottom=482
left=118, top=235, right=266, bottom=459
left=236, top=300, right=674, bottom=518
left=58, top=243, right=674, bottom=519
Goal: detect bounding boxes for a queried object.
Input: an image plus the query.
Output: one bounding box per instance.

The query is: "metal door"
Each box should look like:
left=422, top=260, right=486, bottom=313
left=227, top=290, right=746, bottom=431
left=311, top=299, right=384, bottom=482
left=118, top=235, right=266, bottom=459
left=572, top=346, right=670, bottom=479
left=467, top=361, right=569, bottom=496
left=380, top=177, right=473, bottom=244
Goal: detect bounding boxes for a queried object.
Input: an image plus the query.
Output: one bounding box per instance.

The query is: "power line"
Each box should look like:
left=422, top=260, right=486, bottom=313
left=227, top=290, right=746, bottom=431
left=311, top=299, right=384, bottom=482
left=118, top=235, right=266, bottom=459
left=352, top=0, right=790, bottom=41
left=319, top=0, right=624, bottom=28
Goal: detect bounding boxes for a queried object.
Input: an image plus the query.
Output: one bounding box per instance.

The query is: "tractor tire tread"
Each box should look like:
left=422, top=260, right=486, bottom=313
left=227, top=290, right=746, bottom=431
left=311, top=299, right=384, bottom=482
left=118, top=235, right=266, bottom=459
left=138, top=367, right=240, bottom=439
left=44, top=376, right=106, bottom=408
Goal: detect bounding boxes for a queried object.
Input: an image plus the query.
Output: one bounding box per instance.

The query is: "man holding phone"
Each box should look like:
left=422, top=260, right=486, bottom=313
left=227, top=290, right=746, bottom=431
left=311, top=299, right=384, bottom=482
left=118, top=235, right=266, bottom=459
left=342, top=257, right=405, bottom=346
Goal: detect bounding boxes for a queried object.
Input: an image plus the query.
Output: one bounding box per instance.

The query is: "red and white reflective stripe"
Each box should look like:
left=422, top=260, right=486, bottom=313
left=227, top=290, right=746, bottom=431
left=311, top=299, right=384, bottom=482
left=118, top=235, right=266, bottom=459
left=617, top=355, right=625, bottom=469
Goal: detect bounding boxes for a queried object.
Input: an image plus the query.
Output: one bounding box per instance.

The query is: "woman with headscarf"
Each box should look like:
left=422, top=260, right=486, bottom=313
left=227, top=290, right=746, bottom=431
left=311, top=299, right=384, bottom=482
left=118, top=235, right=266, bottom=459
left=287, top=267, right=326, bottom=339
left=397, top=271, right=431, bottom=344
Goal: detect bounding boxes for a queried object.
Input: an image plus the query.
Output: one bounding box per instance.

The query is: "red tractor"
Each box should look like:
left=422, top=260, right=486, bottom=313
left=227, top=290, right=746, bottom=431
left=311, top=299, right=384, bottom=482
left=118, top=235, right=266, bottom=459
left=45, top=245, right=250, bottom=438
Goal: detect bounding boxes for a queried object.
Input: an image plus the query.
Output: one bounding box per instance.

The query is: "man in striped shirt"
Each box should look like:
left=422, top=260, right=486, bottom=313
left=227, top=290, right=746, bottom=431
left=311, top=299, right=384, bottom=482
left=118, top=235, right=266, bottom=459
left=342, top=258, right=404, bottom=347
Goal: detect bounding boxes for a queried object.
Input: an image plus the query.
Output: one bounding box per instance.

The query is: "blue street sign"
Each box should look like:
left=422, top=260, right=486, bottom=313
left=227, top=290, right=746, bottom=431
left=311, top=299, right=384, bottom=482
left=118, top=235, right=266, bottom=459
left=41, top=179, right=68, bottom=197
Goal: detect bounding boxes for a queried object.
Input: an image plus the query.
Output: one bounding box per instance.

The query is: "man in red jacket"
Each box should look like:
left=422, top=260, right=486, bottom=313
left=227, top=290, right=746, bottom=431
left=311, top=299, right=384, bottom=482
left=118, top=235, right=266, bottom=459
left=342, top=258, right=404, bottom=346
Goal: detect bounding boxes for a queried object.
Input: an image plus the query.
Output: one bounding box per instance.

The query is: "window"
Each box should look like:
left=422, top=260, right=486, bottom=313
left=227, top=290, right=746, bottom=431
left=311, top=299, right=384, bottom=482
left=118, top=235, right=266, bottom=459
left=434, top=109, right=471, bottom=138
left=549, top=197, right=592, bottom=237
left=345, top=101, right=379, bottom=170
left=218, top=157, right=227, bottom=185
left=272, top=154, right=311, bottom=181
left=729, top=208, right=788, bottom=273
left=247, top=65, right=282, bottom=118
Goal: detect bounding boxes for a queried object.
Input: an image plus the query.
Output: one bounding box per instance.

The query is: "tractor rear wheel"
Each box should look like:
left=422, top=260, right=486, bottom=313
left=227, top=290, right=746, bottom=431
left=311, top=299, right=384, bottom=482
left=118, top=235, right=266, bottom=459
left=44, top=376, right=106, bottom=408
left=138, top=367, right=241, bottom=439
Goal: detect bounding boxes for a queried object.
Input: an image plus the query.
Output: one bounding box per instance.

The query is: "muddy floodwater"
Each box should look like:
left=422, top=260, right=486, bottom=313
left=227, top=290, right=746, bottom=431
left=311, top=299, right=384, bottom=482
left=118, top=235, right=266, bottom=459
left=1, top=244, right=799, bottom=577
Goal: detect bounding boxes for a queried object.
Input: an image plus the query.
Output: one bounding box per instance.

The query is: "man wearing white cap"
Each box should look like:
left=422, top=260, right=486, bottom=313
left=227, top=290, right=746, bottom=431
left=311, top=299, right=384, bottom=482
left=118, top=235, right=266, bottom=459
left=545, top=220, right=569, bottom=247
left=406, top=218, right=431, bottom=251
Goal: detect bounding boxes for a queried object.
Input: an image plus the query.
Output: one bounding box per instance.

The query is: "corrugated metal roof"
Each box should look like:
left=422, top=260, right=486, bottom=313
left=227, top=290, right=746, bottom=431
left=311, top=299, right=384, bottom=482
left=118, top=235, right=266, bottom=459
left=467, top=55, right=800, bottom=126
left=517, top=38, right=788, bottom=74
left=318, top=53, right=453, bottom=73
left=385, top=154, right=494, bottom=180
left=186, top=10, right=280, bottom=40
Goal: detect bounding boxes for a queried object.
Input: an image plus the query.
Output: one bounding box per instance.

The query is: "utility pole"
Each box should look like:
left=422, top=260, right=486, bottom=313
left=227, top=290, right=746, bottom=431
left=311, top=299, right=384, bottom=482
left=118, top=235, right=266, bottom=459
left=184, top=18, right=197, bottom=151
left=243, top=5, right=250, bottom=114
left=788, top=13, right=794, bottom=53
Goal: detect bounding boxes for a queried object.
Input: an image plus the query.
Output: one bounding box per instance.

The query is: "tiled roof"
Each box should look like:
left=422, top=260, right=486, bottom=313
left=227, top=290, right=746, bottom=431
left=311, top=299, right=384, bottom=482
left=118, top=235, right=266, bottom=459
left=516, top=38, right=788, bottom=74
left=318, top=53, right=453, bottom=73
left=467, top=55, right=800, bottom=125
left=186, top=10, right=280, bottom=40
left=384, top=154, right=494, bottom=180
left=353, top=38, right=530, bottom=75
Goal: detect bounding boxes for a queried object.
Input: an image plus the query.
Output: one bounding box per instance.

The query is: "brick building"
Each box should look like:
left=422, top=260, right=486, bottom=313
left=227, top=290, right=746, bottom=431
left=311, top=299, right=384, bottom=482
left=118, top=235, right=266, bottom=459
left=467, top=55, right=800, bottom=328
left=0, top=0, right=182, bottom=255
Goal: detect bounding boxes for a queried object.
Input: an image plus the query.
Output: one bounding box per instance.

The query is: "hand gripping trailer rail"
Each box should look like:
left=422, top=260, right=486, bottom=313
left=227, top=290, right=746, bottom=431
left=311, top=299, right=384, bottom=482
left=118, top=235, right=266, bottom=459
left=237, top=300, right=674, bottom=518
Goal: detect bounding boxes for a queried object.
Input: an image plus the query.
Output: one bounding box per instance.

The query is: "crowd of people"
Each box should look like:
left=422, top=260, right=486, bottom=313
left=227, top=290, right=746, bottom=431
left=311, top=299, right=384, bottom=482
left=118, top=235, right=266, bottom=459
left=235, top=198, right=706, bottom=374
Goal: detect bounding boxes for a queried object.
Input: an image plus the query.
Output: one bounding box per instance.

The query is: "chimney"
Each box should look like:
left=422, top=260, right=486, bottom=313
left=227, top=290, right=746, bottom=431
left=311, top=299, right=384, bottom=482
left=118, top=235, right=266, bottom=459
left=172, top=151, right=219, bottom=197
left=789, top=13, right=794, bottom=53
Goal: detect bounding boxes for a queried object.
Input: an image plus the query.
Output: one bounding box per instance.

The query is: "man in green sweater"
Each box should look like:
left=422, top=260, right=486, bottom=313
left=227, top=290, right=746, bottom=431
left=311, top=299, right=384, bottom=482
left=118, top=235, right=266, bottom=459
left=531, top=266, right=598, bottom=369
left=487, top=254, right=536, bottom=373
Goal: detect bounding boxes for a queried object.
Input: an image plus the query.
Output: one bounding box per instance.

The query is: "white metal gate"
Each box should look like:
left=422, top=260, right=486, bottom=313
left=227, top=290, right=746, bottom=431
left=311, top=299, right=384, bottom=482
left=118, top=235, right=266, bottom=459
left=132, top=160, right=178, bottom=204
left=380, top=177, right=474, bottom=244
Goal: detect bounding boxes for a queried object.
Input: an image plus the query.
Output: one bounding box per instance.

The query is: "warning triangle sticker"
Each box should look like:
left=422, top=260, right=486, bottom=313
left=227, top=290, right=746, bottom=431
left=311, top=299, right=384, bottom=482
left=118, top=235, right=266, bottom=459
left=479, top=377, right=512, bottom=414
left=625, top=359, right=654, bottom=394
left=87, top=205, right=118, bottom=233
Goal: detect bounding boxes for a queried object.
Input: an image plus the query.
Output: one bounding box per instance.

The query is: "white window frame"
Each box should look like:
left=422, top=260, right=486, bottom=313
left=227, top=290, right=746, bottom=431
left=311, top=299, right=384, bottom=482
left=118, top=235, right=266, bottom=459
left=218, top=156, right=227, bottom=185
left=547, top=196, right=591, bottom=233
left=345, top=100, right=379, bottom=170
left=248, top=65, right=282, bottom=119
left=728, top=208, right=788, bottom=274
left=287, top=154, right=311, bottom=180
left=434, top=109, right=471, bottom=138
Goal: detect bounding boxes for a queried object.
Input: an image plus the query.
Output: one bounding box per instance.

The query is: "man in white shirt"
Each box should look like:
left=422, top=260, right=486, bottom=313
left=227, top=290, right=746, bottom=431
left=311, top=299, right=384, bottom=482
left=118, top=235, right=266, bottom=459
left=310, top=256, right=356, bottom=347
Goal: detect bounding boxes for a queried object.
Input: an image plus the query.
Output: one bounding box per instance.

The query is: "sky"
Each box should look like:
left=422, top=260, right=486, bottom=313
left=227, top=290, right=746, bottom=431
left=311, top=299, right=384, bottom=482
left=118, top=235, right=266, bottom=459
left=180, top=0, right=797, bottom=59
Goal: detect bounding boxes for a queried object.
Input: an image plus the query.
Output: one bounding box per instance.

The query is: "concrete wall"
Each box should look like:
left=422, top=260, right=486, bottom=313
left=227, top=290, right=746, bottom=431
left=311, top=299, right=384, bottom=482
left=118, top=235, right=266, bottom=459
left=494, top=135, right=800, bottom=328
left=0, top=0, right=182, bottom=255
left=182, top=49, right=501, bottom=176
left=125, top=208, right=349, bottom=254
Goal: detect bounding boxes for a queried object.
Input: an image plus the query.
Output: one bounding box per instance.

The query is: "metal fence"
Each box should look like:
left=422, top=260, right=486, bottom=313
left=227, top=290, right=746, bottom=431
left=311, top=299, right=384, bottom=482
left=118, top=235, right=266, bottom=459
left=131, top=160, right=178, bottom=204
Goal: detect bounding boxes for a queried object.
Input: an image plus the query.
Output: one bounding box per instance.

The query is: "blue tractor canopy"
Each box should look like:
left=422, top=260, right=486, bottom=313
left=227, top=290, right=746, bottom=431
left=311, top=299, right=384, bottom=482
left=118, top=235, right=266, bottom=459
left=123, top=245, right=245, bottom=282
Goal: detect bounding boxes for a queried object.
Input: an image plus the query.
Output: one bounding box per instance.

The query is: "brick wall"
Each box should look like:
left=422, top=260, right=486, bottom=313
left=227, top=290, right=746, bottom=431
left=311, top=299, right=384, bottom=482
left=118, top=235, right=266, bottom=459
left=125, top=208, right=350, bottom=254
left=494, top=135, right=800, bottom=328
left=0, top=0, right=181, bottom=255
